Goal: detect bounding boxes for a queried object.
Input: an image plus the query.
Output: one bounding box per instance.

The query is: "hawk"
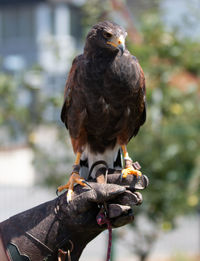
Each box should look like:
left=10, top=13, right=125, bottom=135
left=58, top=21, right=146, bottom=201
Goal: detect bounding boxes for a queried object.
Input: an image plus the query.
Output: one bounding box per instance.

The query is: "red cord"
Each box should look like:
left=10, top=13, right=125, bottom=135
left=96, top=212, right=112, bottom=261
left=105, top=218, right=112, bottom=261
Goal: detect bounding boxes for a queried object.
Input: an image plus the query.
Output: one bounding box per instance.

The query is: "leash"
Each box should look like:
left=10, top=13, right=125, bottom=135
left=96, top=208, right=112, bottom=261
left=89, top=161, right=113, bottom=261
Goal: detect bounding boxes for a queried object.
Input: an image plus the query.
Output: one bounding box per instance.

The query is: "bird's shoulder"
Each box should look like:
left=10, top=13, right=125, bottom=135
left=105, top=49, right=143, bottom=92
left=61, top=54, right=84, bottom=124
left=119, top=49, right=141, bottom=72
left=124, top=49, right=145, bottom=87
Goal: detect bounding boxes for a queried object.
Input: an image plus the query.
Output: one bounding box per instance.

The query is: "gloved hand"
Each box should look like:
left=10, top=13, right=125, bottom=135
left=0, top=172, right=148, bottom=261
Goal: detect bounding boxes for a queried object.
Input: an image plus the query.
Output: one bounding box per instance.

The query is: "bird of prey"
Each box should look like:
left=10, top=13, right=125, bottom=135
left=58, top=21, right=146, bottom=201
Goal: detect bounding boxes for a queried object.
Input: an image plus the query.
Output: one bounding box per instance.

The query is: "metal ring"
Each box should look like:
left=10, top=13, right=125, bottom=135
left=68, top=240, right=74, bottom=252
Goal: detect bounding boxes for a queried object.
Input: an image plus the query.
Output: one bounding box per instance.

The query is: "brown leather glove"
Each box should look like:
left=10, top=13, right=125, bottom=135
left=0, top=171, right=148, bottom=261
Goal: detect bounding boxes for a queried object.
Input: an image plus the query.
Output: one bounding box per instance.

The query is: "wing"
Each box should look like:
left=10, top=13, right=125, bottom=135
left=131, top=56, right=146, bottom=137
left=133, top=55, right=146, bottom=131
left=61, top=55, right=87, bottom=148
left=115, top=54, right=146, bottom=144
left=61, top=55, right=80, bottom=128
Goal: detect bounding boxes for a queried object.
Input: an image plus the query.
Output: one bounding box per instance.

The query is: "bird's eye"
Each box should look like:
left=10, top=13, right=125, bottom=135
left=103, top=32, right=112, bottom=39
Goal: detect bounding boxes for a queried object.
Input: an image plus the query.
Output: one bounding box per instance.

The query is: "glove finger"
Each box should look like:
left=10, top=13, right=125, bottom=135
left=109, top=190, right=143, bottom=206
left=88, top=183, right=126, bottom=203
left=108, top=204, right=131, bottom=219
left=106, top=171, right=149, bottom=191
left=70, top=183, right=125, bottom=213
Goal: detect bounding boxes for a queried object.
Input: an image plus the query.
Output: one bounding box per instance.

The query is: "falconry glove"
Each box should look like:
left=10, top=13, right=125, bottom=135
left=0, top=171, right=148, bottom=261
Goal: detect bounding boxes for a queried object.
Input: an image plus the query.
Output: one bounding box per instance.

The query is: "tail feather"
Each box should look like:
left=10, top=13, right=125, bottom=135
left=114, top=149, right=123, bottom=169
left=79, top=145, right=121, bottom=179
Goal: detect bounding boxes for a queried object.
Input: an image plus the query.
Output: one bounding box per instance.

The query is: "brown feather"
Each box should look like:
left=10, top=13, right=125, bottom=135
left=61, top=21, right=146, bottom=154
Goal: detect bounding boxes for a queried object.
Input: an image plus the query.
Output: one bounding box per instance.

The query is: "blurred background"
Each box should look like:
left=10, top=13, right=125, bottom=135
left=0, top=0, right=200, bottom=260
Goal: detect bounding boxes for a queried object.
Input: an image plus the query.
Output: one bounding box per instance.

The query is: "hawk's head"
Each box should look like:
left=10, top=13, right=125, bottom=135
left=85, top=21, right=127, bottom=56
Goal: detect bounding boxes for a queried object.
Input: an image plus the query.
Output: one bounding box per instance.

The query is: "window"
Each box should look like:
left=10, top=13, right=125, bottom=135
left=0, top=5, right=35, bottom=43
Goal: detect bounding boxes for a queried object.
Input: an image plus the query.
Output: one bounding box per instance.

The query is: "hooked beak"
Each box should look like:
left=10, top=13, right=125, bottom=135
left=118, top=43, right=125, bottom=56
left=107, top=35, right=125, bottom=56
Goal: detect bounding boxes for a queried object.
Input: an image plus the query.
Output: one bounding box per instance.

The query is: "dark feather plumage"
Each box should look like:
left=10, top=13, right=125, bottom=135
left=61, top=21, right=146, bottom=154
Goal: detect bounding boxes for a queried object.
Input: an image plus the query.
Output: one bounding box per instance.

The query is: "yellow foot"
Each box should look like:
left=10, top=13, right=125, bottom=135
left=122, top=167, right=142, bottom=179
left=57, top=173, right=86, bottom=203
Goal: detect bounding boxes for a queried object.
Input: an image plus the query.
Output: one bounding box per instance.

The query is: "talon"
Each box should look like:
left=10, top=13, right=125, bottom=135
left=67, top=189, right=73, bottom=203
left=57, top=184, right=69, bottom=193
left=57, top=172, right=87, bottom=202
left=75, top=178, right=87, bottom=187
left=82, top=180, right=93, bottom=189
left=122, top=167, right=142, bottom=179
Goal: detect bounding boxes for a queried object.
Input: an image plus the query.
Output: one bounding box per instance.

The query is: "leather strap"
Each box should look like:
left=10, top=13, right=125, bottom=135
left=88, top=160, right=109, bottom=178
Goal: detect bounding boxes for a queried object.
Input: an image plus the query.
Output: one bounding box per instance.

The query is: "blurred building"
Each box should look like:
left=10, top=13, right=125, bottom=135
left=0, top=0, right=85, bottom=139
left=0, top=0, right=83, bottom=221
left=0, top=0, right=83, bottom=73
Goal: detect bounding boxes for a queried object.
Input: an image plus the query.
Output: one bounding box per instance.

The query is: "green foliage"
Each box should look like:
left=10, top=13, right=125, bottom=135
left=124, top=14, right=200, bottom=259
left=127, top=15, right=200, bottom=219
left=0, top=73, right=16, bottom=126
left=0, top=73, right=30, bottom=144
left=0, top=68, right=68, bottom=187
left=82, top=0, right=111, bottom=31
left=0, top=68, right=64, bottom=143
left=130, top=87, right=200, bottom=221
